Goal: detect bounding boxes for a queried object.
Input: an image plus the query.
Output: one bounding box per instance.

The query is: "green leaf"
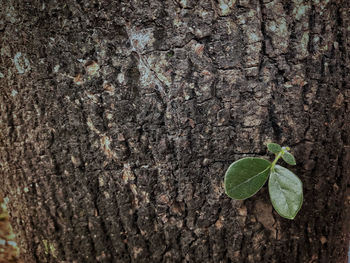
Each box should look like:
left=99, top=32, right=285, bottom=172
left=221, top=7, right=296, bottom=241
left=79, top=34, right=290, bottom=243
left=267, top=143, right=282, bottom=154
left=225, top=157, right=271, bottom=200
left=282, top=151, right=296, bottom=165
left=268, top=165, right=303, bottom=219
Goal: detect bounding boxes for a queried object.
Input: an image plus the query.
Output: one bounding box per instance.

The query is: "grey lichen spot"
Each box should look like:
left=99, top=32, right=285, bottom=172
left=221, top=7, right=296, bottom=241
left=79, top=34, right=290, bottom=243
left=85, top=92, right=99, bottom=104
left=117, top=73, right=125, bottom=84
left=1, top=46, right=11, bottom=57
left=179, top=0, right=189, bottom=8
left=146, top=53, right=172, bottom=87
left=136, top=56, right=166, bottom=96
left=0, top=72, right=4, bottom=78
left=5, top=4, right=18, bottom=23
left=265, top=18, right=289, bottom=53
left=100, top=135, right=118, bottom=160
left=7, top=241, right=17, bottom=247
left=13, top=52, right=31, bottom=74
left=246, top=30, right=262, bottom=44
left=85, top=61, right=100, bottom=76
left=137, top=61, right=152, bottom=87
left=53, top=65, right=60, bottom=73
left=106, top=113, right=113, bottom=120
left=11, top=90, right=18, bottom=97
left=129, top=28, right=155, bottom=53
left=3, top=197, right=9, bottom=205
left=218, top=0, right=236, bottom=16
left=293, top=3, right=310, bottom=20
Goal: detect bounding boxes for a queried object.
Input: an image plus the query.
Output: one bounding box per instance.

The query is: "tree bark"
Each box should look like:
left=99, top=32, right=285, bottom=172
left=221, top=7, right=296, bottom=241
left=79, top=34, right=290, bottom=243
left=1, top=0, right=349, bottom=262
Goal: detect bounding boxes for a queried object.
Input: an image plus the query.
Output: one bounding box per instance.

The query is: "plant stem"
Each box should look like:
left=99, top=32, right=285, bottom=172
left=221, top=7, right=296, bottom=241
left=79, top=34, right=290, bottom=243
left=271, top=151, right=283, bottom=171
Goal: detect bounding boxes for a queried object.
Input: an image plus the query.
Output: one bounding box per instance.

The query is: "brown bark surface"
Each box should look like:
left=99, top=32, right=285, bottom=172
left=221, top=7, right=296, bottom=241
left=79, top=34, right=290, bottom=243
left=0, top=195, right=19, bottom=262
left=0, top=0, right=349, bottom=262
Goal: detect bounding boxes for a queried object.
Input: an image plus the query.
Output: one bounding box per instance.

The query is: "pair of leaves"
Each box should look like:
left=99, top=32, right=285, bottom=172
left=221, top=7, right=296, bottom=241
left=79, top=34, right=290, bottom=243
left=267, top=143, right=296, bottom=165
left=224, top=144, right=303, bottom=219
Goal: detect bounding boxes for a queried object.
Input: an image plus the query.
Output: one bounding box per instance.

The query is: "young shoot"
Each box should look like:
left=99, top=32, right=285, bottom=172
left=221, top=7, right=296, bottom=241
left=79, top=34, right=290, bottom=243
left=224, top=143, right=303, bottom=219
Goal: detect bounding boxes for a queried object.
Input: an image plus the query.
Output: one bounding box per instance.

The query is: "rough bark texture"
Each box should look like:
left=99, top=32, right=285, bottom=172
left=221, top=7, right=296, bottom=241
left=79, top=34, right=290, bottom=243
left=1, top=0, right=349, bottom=262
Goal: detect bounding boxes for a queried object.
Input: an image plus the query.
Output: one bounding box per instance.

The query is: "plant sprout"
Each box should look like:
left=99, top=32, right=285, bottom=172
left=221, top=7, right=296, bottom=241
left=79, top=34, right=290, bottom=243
left=224, top=143, right=303, bottom=219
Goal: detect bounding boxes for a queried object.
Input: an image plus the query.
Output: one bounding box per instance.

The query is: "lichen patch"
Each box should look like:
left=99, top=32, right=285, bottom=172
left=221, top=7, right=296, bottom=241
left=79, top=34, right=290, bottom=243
left=85, top=92, right=99, bottom=104
left=13, top=52, right=31, bottom=74
left=87, top=118, right=100, bottom=135
left=218, top=0, right=236, bottom=16
left=100, top=135, right=118, bottom=160
left=129, top=27, right=154, bottom=52
left=293, top=3, right=310, bottom=20
left=85, top=61, right=100, bottom=76
left=53, top=65, right=60, bottom=73
left=146, top=53, right=172, bottom=87
left=117, top=73, right=125, bottom=84
left=11, top=90, right=18, bottom=97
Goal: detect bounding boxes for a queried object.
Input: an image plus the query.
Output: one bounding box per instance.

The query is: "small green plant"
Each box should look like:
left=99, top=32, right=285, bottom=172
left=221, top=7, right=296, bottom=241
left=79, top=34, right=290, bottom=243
left=224, top=143, right=303, bottom=219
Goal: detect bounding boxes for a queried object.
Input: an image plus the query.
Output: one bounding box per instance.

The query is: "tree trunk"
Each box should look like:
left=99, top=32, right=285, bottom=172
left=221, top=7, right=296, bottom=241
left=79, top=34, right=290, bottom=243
left=1, top=0, right=349, bottom=262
